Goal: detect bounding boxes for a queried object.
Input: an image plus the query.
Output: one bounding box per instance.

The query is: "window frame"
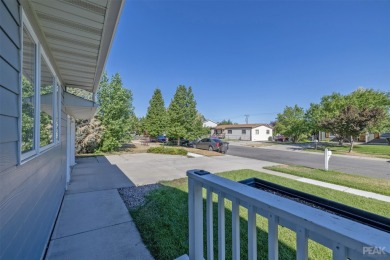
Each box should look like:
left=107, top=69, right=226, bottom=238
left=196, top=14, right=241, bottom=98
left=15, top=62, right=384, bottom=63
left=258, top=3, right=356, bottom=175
left=227, top=130, right=232, bottom=134
left=20, top=11, right=61, bottom=163
left=242, top=129, right=246, bottom=134
left=255, top=129, right=259, bottom=135
left=39, top=48, right=57, bottom=152
left=21, top=13, right=39, bottom=161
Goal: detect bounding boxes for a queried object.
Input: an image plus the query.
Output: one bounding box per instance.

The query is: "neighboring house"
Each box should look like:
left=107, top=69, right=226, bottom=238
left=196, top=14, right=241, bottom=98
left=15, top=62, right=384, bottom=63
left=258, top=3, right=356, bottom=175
left=203, top=119, right=218, bottom=128
left=318, top=131, right=381, bottom=143
left=212, top=124, right=273, bottom=141
left=0, top=1, right=124, bottom=258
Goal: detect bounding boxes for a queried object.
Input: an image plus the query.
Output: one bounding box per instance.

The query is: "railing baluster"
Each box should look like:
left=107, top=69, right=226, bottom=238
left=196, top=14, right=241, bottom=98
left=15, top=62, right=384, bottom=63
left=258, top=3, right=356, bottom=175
left=218, top=193, right=225, bottom=260
left=206, top=189, right=214, bottom=260
left=188, top=178, right=204, bottom=260
left=232, top=199, right=240, bottom=260
left=268, top=213, right=279, bottom=260
left=296, top=227, right=308, bottom=260
left=248, top=205, right=257, bottom=260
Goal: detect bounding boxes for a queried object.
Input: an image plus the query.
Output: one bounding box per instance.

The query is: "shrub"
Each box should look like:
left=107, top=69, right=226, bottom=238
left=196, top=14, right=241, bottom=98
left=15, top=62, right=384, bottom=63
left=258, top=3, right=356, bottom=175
left=147, top=146, right=187, bottom=156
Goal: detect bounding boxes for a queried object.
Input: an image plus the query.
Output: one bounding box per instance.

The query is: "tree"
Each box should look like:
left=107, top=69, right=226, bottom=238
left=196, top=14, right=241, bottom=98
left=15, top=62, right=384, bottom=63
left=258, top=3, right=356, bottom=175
left=167, top=85, right=205, bottom=145
left=311, top=88, right=390, bottom=149
left=144, top=89, right=167, bottom=137
left=275, top=105, right=308, bottom=143
left=134, top=116, right=146, bottom=136
left=167, top=86, right=187, bottom=145
left=218, top=119, right=233, bottom=125
left=305, top=103, right=323, bottom=139
left=97, top=73, right=135, bottom=151
left=67, top=87, right=93, bottom=101
left=319, top=105, right=386, bottom=152
left=75, top=118, right=104, bottom=154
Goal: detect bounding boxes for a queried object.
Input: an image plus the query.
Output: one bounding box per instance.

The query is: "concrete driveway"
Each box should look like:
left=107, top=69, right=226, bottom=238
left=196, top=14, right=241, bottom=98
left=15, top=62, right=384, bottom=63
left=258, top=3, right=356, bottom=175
left=104, top=153, right=280, bottom=186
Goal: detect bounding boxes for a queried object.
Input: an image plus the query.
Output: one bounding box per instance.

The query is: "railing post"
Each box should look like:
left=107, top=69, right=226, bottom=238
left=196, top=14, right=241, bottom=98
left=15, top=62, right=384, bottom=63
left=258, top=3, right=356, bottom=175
left=188, top=170, right=207, bottom=260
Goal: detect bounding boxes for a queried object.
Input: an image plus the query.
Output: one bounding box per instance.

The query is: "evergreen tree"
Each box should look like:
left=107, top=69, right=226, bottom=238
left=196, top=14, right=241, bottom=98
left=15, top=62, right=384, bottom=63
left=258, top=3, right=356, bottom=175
left=167, top=85, right=188, bottom=145
left=144, top=89, right=167, bottom=137
left=167, top=85, right=208, bottom=145
left=184, top=86, right=200, bottom=140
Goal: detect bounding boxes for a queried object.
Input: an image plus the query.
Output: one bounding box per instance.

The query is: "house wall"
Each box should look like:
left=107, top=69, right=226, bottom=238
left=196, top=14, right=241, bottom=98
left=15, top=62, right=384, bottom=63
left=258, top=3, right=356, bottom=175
left=0, top=1, right=67, bottom=259
left=251, top=126, right=273, bottom=141
left=224, top=128, right=251, bottom=141
left=203, top=120, right=217, bottom=128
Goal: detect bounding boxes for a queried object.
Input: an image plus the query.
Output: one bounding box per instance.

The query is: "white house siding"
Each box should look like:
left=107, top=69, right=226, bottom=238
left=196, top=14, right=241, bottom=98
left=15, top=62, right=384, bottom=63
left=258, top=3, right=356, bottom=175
left=251, top=126, right=273, bottom=141
left=224, top=128, right=252, bottom=141
left=0, top=2, right=67, bottom=259
left=203, top=120, right=217, bottom=128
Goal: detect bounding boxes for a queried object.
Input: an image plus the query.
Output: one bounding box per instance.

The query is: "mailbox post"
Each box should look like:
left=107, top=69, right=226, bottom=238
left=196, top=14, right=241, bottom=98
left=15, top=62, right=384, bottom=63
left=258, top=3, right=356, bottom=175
left=324, top=148, right=332, bottom=171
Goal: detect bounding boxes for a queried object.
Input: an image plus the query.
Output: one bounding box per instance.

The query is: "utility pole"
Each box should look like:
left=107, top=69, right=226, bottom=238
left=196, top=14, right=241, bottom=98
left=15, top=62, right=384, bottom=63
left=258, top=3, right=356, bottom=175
left=244, top=114, right=249, bottom=124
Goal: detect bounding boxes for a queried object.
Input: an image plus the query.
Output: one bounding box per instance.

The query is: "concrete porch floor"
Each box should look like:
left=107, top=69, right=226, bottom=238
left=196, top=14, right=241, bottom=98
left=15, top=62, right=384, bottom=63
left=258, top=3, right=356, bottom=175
left=45, top=157, right=154, bottom=260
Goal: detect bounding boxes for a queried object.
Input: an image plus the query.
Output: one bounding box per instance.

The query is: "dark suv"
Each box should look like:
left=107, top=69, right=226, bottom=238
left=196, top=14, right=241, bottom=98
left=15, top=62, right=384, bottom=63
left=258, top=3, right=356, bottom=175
left=194, top=138, right=229, bottom=153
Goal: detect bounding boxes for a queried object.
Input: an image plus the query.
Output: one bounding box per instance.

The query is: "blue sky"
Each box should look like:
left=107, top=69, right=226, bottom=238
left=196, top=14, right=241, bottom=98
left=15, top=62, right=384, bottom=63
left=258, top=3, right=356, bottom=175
left=106, top=0, right=390, bottom=124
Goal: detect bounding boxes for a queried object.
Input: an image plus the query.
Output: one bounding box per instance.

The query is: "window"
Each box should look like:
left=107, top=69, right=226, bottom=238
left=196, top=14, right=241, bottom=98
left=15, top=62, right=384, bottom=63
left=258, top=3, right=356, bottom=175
left=228, top=130, right=232, bottom=134
left=21, top=14, right=60, bottom=161
left=56, top=84, right=61, bottom=142
left=40, top=57, right=55, bottom=147
left=21, top=26, right=37, bottom=155
left=266, top=130, right=270, bottom=135
left=242, top=130, right=246, bottom=134
left=255, top=130, right=259, bottom=135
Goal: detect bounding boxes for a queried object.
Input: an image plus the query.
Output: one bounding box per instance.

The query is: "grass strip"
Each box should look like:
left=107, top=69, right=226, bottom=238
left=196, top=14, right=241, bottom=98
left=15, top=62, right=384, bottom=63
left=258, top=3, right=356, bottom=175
left=304, top=144, right=390, bottom=159
left=265, top=165, right=390, bottom=196
left=129, top=169, right=389, bottom=260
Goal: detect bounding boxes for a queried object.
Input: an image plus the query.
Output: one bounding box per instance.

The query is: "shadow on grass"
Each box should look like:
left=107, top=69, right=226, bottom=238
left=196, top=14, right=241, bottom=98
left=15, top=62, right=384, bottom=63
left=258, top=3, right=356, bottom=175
left=129, top=184, right=314, bottom=260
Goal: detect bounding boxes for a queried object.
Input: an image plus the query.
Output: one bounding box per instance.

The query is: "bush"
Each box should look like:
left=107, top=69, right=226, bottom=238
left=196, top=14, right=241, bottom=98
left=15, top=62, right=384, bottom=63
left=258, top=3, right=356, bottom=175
left=147, top=146, right=187, bottom=156
left=76, top=117, right=104, bottom=154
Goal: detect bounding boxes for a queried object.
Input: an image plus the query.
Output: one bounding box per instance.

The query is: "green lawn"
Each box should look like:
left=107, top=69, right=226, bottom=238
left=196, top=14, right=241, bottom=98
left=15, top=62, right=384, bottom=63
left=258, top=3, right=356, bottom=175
left=129, top=169, right=390, bottom=260
left=305, top=144, right=390, bottom=159
left=265, top=165, right=390, bottom=196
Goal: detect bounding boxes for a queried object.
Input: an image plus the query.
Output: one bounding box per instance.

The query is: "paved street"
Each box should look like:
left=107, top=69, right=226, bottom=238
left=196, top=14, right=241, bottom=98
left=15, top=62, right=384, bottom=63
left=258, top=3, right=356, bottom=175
left=227, top=145, right=390, bottom=180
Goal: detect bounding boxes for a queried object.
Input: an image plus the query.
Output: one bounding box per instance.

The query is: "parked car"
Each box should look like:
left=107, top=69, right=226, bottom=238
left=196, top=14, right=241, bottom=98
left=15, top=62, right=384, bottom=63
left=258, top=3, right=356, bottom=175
left=179, top=139, right=199, bottom=147
left=274, top=135, right=289, bottom=142
left=194, top=138, right=229, bottom=153
left=157, top=135, right=167, bottom=142
left=150, top=135, right=167, bottom=142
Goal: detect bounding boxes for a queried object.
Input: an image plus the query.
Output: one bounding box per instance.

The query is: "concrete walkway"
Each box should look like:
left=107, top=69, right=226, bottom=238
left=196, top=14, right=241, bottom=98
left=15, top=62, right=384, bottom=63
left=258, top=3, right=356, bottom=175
left=45, top=157, right=154, bottom=260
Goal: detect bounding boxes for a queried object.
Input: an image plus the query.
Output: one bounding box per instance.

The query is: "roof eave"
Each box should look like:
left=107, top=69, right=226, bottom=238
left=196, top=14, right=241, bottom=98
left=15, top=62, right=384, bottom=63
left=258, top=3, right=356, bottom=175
left=92, top=0, right=125, bottom=95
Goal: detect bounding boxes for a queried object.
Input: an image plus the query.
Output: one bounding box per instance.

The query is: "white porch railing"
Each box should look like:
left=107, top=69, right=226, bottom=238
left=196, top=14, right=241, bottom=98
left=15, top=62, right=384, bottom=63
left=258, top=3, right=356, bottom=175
left=187, top=169, right=390, bottom=260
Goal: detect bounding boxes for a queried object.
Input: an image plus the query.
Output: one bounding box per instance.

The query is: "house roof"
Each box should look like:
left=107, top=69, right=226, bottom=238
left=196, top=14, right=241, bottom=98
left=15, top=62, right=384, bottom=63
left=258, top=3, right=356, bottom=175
left=214, top=124, right=273, bottom=129
left=27, top=0, right=125, bottom=94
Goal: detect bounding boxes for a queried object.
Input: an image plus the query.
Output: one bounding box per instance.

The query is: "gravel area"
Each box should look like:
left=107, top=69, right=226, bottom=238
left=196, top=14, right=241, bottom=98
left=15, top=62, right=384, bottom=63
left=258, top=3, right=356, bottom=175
left=118, top=184, right=162, bottom=209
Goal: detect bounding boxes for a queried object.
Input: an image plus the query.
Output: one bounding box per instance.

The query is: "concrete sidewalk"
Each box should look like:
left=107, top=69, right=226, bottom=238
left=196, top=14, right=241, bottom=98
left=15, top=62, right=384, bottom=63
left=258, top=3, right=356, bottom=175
left=45, top=157, right=153, bottom=260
